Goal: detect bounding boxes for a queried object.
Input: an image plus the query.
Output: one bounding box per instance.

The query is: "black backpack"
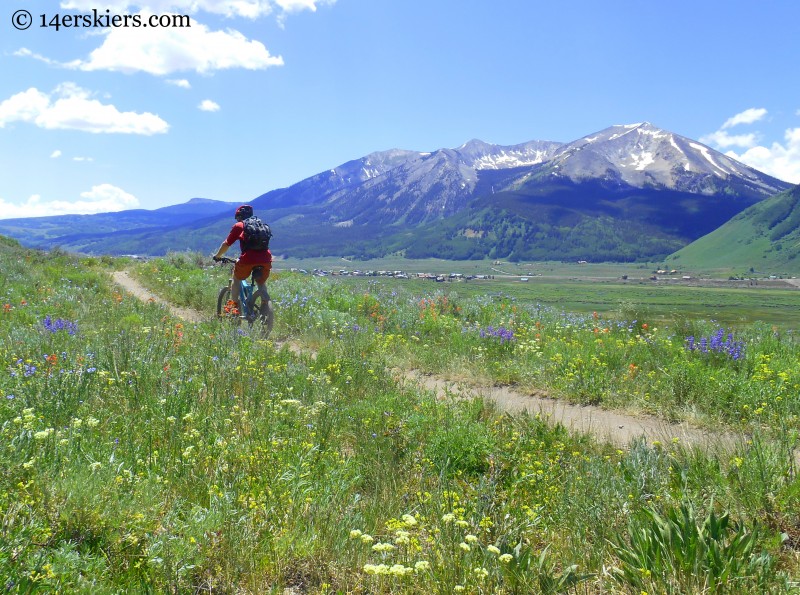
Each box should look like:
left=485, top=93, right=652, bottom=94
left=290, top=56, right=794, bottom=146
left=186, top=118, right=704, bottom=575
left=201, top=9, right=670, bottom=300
left=242, top=216, right=272, bottom=251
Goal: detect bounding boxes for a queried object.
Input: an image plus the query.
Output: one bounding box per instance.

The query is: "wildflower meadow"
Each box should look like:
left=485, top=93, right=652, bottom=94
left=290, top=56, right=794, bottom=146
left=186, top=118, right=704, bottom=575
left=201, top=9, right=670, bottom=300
left=1, top=240, right=799, bottom=593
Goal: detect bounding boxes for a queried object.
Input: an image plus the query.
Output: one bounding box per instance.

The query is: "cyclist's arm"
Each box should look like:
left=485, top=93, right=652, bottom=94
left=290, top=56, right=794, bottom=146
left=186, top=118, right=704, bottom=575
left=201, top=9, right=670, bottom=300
left=215, top=222, right=244, bottom=259
left=213, top=241, right=231, bottom=260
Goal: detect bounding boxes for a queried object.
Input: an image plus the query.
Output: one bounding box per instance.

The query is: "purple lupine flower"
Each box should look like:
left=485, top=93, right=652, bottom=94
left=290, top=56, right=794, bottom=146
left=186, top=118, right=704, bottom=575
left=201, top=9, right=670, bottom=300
left=685, top=328, right=745, bottom=361
left=42, top=316, right=78, bottom=335
left=479, top=325, right=515, bottom=344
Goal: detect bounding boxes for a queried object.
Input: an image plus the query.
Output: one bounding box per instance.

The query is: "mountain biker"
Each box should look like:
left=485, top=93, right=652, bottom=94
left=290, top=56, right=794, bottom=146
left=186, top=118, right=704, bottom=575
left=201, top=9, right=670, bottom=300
left=212, top=205, right=272, bottom=314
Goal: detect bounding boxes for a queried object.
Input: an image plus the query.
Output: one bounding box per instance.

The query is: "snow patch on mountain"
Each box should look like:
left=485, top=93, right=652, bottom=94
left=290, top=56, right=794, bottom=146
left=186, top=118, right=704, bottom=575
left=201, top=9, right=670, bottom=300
left=630, top=151, right=655, bottom=170
left=361, top=167, right=385, bottom=179
left=689, top=142, right=729, bottom=177
left=638, top=127, right=669, bottom=140
left=608, top=125, right=641, bottom=141
left=670, top=136, right=685, bottom=156
left=473, top=149, right=551, bottom=170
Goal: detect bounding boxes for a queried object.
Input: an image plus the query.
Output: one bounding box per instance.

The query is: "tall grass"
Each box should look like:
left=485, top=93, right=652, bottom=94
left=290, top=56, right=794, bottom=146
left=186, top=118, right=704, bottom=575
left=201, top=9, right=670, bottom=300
left=0, top=243, right=798, bottom=591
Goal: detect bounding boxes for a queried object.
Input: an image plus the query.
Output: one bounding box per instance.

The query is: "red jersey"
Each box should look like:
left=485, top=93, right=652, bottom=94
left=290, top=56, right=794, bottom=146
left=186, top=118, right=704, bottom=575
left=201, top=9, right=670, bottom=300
left=224, top=221, right=272, bottom=263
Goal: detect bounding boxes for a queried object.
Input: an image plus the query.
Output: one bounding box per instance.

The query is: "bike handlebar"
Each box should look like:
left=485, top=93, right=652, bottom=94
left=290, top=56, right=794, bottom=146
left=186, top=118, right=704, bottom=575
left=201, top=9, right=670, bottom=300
left=213, top=256, right=237, bottom=265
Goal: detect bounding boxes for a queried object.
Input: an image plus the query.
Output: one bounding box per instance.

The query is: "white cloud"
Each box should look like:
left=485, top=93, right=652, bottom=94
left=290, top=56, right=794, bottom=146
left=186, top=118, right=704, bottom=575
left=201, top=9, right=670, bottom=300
left=0, top=184, right=139, bottom=219
left=59, top=0, right=334, bottom=19
left=79, top=184, right=138, bottom=208
left=0, top=83, right=169, bottom=135
left=199, top=99, right=220, bottom=112
left=702, top=109, right=800, bottom=184
left=66, top=18, right=283, bottom=75
left=22, top=1, right=333, bottom=76
left=0, top=87, right=50, bottom=125
left=48, top=149, right=93, bottom=161
left=699, top=130, right=758, bottom=149
left=725, top=128, right=800, bottom=184
left=167, top=78, right=192, bottom=89
left=60, top=0, right=272, bottom=18
left=276, top=0, right=321, bottom=12
left=13, top=48, right=60, bottom=66
left=722, top=108, right=768, bottom=129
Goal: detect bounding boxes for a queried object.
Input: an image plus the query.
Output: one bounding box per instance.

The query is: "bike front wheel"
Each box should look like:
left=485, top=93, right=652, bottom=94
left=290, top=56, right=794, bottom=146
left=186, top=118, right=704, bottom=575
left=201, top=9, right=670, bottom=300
left=216, top=286, right=240, bottom=320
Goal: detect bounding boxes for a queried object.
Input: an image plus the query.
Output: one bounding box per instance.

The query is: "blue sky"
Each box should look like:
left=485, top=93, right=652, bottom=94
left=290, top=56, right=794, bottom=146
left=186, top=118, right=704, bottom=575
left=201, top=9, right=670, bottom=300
left=1, top=0, right=799, bottom=218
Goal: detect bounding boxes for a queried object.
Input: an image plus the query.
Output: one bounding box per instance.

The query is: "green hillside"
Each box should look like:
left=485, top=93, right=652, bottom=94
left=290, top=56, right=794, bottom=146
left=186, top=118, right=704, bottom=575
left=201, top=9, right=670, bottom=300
left=668, top=184, right=800, bottom=275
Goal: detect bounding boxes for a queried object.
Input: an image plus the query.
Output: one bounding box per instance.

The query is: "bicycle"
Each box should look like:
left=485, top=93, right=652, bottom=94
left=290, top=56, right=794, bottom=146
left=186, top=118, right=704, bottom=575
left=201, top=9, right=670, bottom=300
left=214, top=256, right=274, bottom=336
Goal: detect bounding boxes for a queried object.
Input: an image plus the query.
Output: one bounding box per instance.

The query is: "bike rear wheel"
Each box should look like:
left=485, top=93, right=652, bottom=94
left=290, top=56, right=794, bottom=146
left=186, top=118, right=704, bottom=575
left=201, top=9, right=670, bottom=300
left=247, top=291, right=274, bottom=337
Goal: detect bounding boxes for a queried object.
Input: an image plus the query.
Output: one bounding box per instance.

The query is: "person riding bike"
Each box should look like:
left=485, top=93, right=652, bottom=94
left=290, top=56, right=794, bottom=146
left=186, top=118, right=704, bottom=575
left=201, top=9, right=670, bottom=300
left=213, top=205, right=272, bottom=315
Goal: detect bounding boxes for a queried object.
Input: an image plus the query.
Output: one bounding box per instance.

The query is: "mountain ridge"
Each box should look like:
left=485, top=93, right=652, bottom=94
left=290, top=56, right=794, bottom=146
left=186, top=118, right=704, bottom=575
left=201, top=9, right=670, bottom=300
left=0, top=123, right=792, bottom=262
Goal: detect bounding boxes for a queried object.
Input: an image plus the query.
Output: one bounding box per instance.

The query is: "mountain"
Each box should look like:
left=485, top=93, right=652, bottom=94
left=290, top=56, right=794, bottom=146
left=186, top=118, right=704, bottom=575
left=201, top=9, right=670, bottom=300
left=0, top=123, right=791, bottom=260
left=0, top=198, right=237, bottom=255
left=246, top=122, right=789, bottom=260
left=252, top=139, right=563, bottom=225
left=667, top=184, right=800, bottom=274
left=543, top=123, right=782, bottom=196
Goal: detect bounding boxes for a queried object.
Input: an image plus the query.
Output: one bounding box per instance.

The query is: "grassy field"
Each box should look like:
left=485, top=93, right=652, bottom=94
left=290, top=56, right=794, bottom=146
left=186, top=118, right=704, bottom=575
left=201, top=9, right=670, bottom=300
left=387, top=277, right=800, bottom=329
left=277, top=255, right=795, bottom=280
left=278, top=256, right=666, bottom=279
left=278, top=257, right=800, bottom=328
left=2, top=242, right=799, bottom=593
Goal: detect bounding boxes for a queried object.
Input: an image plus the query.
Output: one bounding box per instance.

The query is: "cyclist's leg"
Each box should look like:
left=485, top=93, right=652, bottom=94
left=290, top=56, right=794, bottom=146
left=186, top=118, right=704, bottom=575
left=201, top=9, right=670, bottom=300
left=232, top=260, right=254, bottom=309
left=255, top=280, right=272, bottom=309
left=254, top=259, right=272, bottom=285
left=254, top=262, right=272, bottom=303
left=231, top=278, right=243, bottom=307
left=253, top=264, right=274, bottom=333
left=253, top=279, right=274, bottom=334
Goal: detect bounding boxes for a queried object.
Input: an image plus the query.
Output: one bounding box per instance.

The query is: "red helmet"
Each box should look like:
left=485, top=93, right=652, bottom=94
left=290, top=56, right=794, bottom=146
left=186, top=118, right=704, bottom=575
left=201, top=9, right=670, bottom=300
left=235, top=204, right=253, bottom=221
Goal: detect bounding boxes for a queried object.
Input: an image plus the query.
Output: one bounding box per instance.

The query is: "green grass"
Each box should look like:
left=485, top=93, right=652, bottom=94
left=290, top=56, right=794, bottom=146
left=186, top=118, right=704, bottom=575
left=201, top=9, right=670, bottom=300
left=279, top=253, right=800, bottom=279
left=279, top=256, right=675, bottom=278
left=326, top=275, right=800, bottom=330
left=277, top=256, right=800, bottom=328
left=1, top=243, right=799, bottom=592
left=669, top=185, right=800, bottom=275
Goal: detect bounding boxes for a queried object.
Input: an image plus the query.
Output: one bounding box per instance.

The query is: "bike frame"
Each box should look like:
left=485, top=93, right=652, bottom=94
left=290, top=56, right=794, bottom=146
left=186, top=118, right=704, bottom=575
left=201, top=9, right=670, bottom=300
left=236, top=274, right=256, bottom=318
left=216, top=257, right=273, bottom=331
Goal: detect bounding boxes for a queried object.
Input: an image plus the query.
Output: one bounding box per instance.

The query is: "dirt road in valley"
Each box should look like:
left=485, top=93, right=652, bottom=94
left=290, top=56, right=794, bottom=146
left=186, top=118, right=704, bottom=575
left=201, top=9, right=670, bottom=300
left=784, top=278, right=800, bottom=289
left=111, top=270, right=779, bottom=456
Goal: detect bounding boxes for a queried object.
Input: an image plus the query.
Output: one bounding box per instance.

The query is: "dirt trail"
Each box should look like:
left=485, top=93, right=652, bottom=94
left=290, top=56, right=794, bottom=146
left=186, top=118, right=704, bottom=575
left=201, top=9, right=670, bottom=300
left=111, top=270, right=788, bottom=456
left=112, top=271, right=205, bottom=323
left=402, top=372, right=747, bottom=451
